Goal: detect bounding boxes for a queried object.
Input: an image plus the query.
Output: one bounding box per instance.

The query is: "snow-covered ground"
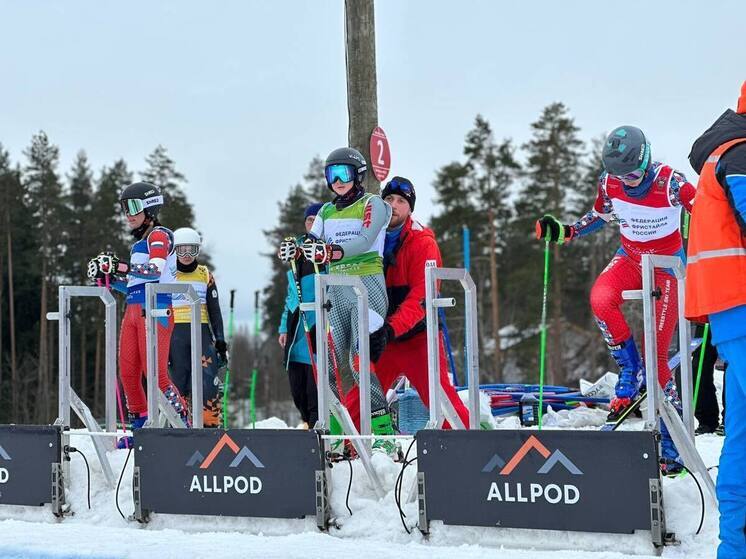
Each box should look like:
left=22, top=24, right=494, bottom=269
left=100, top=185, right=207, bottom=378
left=0, top=397, right=724, bottom=558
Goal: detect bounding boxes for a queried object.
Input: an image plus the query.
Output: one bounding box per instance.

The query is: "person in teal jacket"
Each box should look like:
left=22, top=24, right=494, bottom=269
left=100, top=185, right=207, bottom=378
left=278, top=203, right=323, bottom=428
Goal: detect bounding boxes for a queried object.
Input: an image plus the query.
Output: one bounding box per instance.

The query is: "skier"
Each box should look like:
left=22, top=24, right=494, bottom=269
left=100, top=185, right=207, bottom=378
left=685, top=81, right=746, bottom=558
left=536, top=126, right=696, bottom=473
left=279, top=147, right=396, bottom=455
left=343, top=176, right=471, bottom=429
left=86, top=181, right=190, bottom=447
left=169, top=227, right=227, bottom=428
left=278, top=203, right=323, bottom=429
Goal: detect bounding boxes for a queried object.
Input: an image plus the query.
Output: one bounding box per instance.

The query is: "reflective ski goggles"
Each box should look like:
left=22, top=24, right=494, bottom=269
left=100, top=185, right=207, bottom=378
left=120, top=198, right=145, bottom=216
left=175, top=244, right=200, bottom=258
left=325, top=164, right=356, bottom=185
left=614, top=168, right=645, bottom=184
left=385, top=178, right=414, bottom=195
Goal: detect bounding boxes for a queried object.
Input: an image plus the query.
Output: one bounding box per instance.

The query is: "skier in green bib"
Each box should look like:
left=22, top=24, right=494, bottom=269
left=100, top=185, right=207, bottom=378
left=283, top=147, right=396, bottom=456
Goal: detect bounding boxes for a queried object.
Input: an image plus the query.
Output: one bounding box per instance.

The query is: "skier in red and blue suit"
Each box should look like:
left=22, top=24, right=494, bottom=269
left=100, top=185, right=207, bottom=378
left=536, top=126, right=696, bottom=474
left=87, top=182, right=190, bottom=447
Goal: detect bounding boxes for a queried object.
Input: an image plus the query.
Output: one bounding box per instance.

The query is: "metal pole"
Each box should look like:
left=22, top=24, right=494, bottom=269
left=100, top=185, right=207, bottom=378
left=425, top=265, right=441, bottom=427
left=354, top=281, right=371, bottom=452
left=641, top=255, right=660, bottom=430
left=145, top=284, right=160, bottom=426
left=189, top=293, right=203, bottom=429
left=102, top=290, right=117, bottom=441
left=676, top=266, right=695, bottom=440
left=57, top=287, right=71, bottom=429
left=462, top=273, right=480, bottom=429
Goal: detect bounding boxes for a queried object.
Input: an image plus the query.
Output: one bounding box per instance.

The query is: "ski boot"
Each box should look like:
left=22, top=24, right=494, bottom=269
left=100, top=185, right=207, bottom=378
left=371, top=412, right=402, bottom=460
left=606, top=338, right=646, bottom=422
left=164, top=384, right=192, bottom=427
left=117, top=412, right=148, bottom=449
left=659, top=380, right=684, bottom=476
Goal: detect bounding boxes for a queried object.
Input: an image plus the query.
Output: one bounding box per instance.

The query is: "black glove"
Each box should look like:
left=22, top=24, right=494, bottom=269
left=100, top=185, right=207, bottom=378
left=535, top=215, right=574, bottom=244
left=215, top=339, right=228, bottom=366
left=369, top=323, right=395, bottom=363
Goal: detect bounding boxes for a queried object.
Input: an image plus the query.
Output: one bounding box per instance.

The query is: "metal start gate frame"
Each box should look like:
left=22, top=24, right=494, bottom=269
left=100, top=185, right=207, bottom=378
left=144, top=282, right=203, bottom=428
left=416, top=263, right=717, bottom=548
left=48, top=285, right=119, bottom=488
left=305, top=273, right=386, bottom=499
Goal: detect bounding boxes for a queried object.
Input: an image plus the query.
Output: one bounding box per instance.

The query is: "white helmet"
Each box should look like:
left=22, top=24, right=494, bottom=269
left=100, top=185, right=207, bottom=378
left=173, top=227, right=202, bottom=258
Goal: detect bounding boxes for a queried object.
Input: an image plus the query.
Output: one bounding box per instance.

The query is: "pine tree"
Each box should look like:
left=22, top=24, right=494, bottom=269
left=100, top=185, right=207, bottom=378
left=24, top=131, right=67, bottom=421
left=93, top=159, right=132, bottom=258
left=141, top=145, right=195, bottom=230
left=515, top=103, right=584, bottom=385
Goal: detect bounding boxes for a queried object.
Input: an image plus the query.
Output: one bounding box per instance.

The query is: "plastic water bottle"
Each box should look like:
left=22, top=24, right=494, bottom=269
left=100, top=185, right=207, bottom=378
left=520, top=393, right=539, bottom=427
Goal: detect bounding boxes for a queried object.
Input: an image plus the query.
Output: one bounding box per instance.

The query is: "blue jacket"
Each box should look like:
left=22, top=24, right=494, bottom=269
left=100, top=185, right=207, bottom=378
left=278, top=261, right=319, bottom=367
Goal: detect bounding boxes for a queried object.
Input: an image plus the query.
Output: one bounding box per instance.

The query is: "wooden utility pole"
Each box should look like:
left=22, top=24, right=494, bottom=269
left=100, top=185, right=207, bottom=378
left=488, top=209, right=501, bottom=381
left=344, top=0, right=380, bottom=192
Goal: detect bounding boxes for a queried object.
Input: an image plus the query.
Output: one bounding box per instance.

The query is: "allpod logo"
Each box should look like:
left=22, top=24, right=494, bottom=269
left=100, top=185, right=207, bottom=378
left=185, top=434, right=264, bottom=495
left=0, top=444, right=10, bottom=484
left=482, top=435, right=583, bottom=505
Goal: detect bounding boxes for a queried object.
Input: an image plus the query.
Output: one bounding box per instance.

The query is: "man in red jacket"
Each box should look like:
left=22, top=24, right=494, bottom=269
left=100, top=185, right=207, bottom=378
left=346, top=176, right=471, bottom=429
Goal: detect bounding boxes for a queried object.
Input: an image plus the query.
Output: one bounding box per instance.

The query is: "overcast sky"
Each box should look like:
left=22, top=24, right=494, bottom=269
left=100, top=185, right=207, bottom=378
left=2, top=0, right=744, bottom=323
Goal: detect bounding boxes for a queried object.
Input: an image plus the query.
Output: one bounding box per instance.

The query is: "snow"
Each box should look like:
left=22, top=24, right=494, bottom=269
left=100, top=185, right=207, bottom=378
left=0, top=415, right=724, bottom=558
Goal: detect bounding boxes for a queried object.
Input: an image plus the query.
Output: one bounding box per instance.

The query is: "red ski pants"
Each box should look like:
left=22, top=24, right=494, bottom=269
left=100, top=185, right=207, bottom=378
left=345, top=331, right=470, bottom=429
left=119, top=303, right=175, bottom=415
left=590, top=253, right=678, bottom=387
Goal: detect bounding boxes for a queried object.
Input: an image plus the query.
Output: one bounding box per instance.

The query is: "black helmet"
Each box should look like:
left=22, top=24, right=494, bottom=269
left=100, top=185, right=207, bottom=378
left=324, top=147, right=367, bottom=187
left=602, top=126, right=651, bottom=177
left=119, top=181, right=163, bottom=221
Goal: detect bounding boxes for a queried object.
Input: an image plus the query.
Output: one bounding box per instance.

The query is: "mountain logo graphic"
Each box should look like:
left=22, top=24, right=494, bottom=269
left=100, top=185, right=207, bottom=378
left=482, top=435, right=582, bottom=476
left=0, top=445, right=10, bottom=461
left=185, top=434, right=265, bottom=470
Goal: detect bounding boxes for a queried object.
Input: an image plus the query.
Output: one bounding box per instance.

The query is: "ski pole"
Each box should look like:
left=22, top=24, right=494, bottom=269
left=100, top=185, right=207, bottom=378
left=537, top=238, right=551, bottom=430
left=222, top=289, right=236, bottom=429
left=692, top=323, right=709, bottom=408
left=250, top=290, right=259, bottom=428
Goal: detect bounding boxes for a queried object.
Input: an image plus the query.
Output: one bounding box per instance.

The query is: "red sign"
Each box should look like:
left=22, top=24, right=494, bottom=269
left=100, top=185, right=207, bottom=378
left=369, top=126, right=391, bottom=182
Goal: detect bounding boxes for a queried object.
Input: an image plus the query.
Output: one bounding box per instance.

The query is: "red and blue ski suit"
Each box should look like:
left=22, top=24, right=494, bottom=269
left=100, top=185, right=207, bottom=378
left=571, top=163, right=696, bottom=390
left=113, top=227, right=178, bottom=415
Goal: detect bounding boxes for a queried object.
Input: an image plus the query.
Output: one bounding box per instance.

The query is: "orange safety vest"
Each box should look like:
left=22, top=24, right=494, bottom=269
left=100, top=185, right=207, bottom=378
left=685, top=137, right=746, bottom=322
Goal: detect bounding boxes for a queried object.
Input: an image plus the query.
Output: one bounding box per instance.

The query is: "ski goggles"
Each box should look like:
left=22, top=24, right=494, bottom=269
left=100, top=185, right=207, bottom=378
left=175, top=244, right=200, bottom=258
left=325, top=164, right=356, bottom=185
left=121, top=198, right=145, bottom=216
left=385, top=178, right=414, bottom=196
left=120, top=195, right=163, bottom=216
left=614, top=168, right=645, bottom=184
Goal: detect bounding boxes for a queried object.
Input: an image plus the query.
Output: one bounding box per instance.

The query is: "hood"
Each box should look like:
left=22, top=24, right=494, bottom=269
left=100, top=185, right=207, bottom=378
left=689, top=109, right=746, bottom=174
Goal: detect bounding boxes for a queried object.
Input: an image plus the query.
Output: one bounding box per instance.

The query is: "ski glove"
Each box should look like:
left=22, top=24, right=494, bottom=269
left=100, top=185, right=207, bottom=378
left=300, top=237, right=335, bottom=264
left=215, top=339, right=228, bottom=367
left=278, top=237, right=299, bottom=262
left=87, top=252, right=128, bottom=280
left=369, top=323, right=394, bottom=363
left=535, top=215, right=574, bottom=244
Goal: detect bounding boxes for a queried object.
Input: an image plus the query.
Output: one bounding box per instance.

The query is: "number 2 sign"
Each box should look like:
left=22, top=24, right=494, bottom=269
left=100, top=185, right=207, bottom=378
left=369, top=126, right=391, bottom=182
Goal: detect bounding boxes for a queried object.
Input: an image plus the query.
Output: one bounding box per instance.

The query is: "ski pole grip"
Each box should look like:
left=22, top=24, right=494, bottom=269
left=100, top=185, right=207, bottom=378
left=230, top=289, right=236, bottom=309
